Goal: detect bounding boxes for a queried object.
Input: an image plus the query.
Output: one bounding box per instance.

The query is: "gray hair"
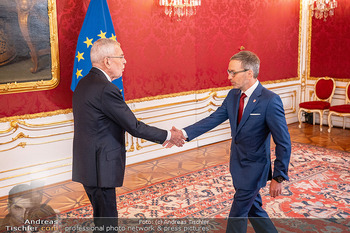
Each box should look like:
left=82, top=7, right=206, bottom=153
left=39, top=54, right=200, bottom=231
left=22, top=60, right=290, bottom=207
left=230, top=51, right=260, bottom=79
left=90, top=38, right=121, bottom=64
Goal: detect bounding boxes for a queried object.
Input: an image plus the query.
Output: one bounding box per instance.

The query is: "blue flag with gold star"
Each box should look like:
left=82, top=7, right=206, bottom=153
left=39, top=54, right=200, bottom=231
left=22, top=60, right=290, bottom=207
left=71, top=0, right=124, bottom=98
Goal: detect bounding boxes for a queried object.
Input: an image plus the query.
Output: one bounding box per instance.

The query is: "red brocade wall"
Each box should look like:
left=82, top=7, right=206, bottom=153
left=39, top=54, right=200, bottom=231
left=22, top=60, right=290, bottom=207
left=310, top=0, right=350, bottom=79
left=0, top=0, right=299, bottom=118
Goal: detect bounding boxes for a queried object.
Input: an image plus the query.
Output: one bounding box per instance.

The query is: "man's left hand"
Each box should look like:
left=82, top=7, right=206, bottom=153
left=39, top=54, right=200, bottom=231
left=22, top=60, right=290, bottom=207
left=269, top=179, right=283, bottom=198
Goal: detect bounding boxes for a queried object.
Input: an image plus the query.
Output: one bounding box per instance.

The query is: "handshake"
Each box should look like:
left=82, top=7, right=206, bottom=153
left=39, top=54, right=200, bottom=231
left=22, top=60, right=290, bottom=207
left=163, top=126, right=186, bottom=148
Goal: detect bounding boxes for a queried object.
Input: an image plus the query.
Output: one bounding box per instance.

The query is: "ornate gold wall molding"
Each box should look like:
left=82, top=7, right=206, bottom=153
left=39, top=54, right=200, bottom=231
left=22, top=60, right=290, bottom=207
left=0, top=108, right=72, bottom=123
left=0, top=118, right=73, bottom=135
left=0, top=157, right=71, bottom=174
left=137, top=100, right=222, bottom=121
left=0, top=131, right=73, bottom=146
left=126, top=86, right=232, bottom=104
left=309, top=76, right=350, bottom=82
left=0, top=137, right=72, bottom=152
left=0, top=163, right=71, bottom=182
left=1, top=77, right=298, bottom=122
left=126, top=124, right=231, bottom=158
left=307, top=8, right=313, bottom=81
left=298, top=0, right=303, bottom=80
left=0, top=170, right=71, bottom=191
left=278, top=90, right=297, bottom=114
left=261, top=77, right=299, bottom=86
left=127, top=77, right=298, bottom=104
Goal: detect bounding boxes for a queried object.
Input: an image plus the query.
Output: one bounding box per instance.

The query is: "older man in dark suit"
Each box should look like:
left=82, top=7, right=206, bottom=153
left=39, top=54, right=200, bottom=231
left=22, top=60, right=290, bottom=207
left=72, top=38, right=185, bottom=230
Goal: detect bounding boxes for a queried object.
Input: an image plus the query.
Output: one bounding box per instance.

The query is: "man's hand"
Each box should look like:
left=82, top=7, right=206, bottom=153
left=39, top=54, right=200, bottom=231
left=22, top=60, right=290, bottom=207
left=163, top=126, right=186, bottom=148
left=269, top=179, right=283, bottom=198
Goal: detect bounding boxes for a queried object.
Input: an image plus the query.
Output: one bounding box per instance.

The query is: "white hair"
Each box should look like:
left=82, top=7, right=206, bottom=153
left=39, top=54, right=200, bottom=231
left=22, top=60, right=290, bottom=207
left=90, top=38, right=121, bottom=65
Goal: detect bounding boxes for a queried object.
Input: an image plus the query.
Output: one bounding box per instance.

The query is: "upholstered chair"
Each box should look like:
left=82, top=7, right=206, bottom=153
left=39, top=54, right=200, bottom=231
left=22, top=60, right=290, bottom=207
left=298, top=77, right=336, bottom=131
left=327, top=81, right=350, bottom=132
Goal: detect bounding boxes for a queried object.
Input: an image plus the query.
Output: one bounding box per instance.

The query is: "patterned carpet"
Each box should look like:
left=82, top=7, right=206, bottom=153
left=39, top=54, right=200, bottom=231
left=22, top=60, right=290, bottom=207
left=60, top=142, right=350, bottom=232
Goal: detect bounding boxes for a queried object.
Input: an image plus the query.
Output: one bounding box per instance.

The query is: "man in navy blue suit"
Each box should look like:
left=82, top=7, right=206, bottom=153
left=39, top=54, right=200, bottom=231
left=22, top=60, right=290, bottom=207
left=170, top=51, right=291, bottom=232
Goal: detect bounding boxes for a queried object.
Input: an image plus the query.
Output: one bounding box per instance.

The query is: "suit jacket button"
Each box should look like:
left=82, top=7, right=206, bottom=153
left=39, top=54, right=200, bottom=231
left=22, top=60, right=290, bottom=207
left=235, top=141, right=238, bottom=144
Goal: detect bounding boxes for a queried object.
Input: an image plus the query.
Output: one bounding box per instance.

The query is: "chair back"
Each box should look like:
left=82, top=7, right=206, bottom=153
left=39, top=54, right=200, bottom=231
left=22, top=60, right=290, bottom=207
left=314, top=77, right=336, bottom=102
left=346, top=81, right=350, bottom=104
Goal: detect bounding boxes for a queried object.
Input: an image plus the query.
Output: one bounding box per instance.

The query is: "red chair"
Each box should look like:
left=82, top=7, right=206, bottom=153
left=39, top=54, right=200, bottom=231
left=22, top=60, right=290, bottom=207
left=328, top=81, right=350, bottom=132
left=298, top=77, right=336, bottom=131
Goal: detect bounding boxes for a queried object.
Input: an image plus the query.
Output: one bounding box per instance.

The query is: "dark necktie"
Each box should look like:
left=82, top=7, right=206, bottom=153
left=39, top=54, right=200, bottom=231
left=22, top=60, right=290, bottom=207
left=237, top=93, right=247, bottom=125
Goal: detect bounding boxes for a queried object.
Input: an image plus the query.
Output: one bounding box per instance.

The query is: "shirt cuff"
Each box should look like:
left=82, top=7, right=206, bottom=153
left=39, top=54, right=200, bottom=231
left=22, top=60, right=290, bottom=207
left=181, top=129, right=188, bottom=139
left=166, top=130, right=171, bottom=141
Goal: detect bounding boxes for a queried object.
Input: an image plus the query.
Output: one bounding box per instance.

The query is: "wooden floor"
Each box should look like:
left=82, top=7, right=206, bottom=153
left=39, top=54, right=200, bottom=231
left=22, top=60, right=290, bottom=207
left=1, top=122, right=349, bottom=217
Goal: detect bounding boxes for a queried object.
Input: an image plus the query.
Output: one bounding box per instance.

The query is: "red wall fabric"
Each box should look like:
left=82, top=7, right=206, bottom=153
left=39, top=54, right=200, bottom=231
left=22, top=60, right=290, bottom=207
left=0, top=0, right=299, bottom=118
left=310, top=0, right=350, bottom=79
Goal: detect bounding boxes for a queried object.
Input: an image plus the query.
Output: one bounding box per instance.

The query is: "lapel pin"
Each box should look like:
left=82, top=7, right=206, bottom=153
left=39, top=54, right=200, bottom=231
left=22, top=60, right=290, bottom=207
left=253, top=99, right=256, bottom=103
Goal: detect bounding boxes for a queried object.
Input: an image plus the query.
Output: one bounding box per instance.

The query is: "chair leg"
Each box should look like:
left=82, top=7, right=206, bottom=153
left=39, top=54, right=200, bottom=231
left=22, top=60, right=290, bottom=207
left=328, top=112, right=333, bottom=133
left=298, top=109, right=302, bottom=128
left=319, top=111, right=323, bottom=131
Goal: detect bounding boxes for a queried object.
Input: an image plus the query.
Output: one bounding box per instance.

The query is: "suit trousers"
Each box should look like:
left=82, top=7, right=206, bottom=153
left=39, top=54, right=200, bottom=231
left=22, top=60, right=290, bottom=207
left=226, top=188, right=277, bottom=233
left=83, top=185, right=118, bottom=232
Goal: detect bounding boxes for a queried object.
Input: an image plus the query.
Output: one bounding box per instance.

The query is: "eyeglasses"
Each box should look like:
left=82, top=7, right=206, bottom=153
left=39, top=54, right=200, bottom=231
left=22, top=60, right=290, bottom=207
left=108, top=56, right=125, bottom=59
left=227, top=69, right=249, bottom=77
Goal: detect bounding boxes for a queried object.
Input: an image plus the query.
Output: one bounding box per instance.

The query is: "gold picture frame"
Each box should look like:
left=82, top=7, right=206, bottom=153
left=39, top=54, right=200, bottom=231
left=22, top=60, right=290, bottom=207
left=0, top=0, right=59, bottom=94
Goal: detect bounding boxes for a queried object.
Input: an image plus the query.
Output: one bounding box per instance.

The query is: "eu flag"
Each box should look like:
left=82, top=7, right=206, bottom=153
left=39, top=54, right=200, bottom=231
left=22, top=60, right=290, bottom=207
left=71, top=0, right=124, bottom=98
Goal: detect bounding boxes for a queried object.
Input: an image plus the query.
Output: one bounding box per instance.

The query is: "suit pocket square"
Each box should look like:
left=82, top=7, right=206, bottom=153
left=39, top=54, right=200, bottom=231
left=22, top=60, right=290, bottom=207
left=250, top=113, right=261, bottom=116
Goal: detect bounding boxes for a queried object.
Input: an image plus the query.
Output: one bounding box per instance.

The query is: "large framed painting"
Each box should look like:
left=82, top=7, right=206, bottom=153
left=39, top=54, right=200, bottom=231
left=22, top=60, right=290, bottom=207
left=0, top=0, right=59, bottom=94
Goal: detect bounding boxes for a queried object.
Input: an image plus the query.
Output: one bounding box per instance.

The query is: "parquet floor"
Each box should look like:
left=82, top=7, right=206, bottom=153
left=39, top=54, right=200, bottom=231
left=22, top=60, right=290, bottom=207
left=1, top=122, right=349, bottom=217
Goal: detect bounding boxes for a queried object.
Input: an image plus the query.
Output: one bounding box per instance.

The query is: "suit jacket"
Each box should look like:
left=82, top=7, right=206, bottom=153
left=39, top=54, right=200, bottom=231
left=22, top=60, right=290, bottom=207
left=72, top=68, right=167, bottom=188
left=184, top=83, right=291, bottom=190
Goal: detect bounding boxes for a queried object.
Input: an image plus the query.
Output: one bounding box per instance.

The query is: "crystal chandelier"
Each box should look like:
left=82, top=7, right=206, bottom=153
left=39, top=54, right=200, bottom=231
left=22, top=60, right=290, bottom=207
left=310, top=0, right=338, bottom=21
left=159, top=0, right=201, bottom=19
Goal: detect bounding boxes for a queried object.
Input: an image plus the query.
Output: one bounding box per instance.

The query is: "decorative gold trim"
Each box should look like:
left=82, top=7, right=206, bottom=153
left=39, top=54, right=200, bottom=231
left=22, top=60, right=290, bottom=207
left=261, top=77, right=299, bottom=85
left=309, top=76, right=350, bottom=82
left=0, top=76, right=298, bottom=122
left=298, top=0, right=303, bottom=80
left=128, top=123, right=231, bottom=153
left=0, top=121, right=19, bottom=135
left=125, top=86, right=231, bottom=104
left=136, top=138, right=142, bottom=151
left=132, top=80, right=298, bottom=114
left=0, top=170, right=71, bottom=190
left=17, top=120, right=73, bottom=129
left=0, top=131, right=73, bottom=146
left=138, top=101, right=221, bottom=121
left=132, top=91, right=224, bottom=113
left=148, top=107, right=217, bottom=125
left=26, top=137, right=72, bottom=146
left=126, top=126, right=231, bottom=158
left=127, top=137, right=135, bottom=152
left=127, top=77, right=298, bottom=105
left=195, top=131, right=231, bottom=142
left=0, top=163, right=71, bottom=182
left=307, top=7, right=313, bottom=81
left=268, top=82, right=300, bottom=90
left=0, top=109, right=72, bottom=123
left=0, top=157, right=71, bottom=174
left=0, top=142, right=26, bottom=152
left=0, top=137, right=72, bottom=152
left=279, top=90, right=297, bottom=113
left=0, top=0, right=60, bottom=95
